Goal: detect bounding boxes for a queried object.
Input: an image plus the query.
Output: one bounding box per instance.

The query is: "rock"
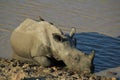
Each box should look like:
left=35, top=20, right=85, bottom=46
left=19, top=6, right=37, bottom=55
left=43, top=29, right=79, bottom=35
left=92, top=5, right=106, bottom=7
left=43, top=68, right=51, bottom=73
left=66, top=71, right=74, bottom=76
left=11, top=71, right=26, bottom=80
left=58, top=72, right=63, bottom=76
left=22, top=64, right=29, bottom=69
left=12, top=62, right=17, bottom=67
left=0, top=63, right=5, bottom=68
left=51, top=67, right=57, bottom=72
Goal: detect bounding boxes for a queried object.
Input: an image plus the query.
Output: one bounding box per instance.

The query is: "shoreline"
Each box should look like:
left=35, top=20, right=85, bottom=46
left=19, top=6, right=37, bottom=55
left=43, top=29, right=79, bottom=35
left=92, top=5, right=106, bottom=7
left=0, top=58, right=118, bottom=80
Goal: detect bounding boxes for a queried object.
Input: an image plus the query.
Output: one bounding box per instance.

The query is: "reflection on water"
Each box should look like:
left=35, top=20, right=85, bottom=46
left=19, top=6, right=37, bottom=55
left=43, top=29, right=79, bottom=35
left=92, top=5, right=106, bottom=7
left=0, top=0, right=120, bottom=72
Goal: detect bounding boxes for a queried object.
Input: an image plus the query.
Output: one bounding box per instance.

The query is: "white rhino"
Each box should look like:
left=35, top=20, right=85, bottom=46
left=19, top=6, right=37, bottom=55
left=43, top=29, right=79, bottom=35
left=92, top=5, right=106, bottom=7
left=10, top=18, right=95, bottom=73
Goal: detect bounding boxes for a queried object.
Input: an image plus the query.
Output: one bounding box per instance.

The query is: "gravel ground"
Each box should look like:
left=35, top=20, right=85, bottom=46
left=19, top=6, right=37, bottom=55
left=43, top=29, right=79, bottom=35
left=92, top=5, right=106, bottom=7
left=0, top=58, right=118, bottom=80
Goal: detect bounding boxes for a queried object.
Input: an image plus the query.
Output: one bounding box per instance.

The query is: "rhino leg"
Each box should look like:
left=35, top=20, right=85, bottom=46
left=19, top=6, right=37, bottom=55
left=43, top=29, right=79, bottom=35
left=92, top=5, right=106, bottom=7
left=12, top=53, right=33, bottom=62
left=33, top=56, right=52, bottom=67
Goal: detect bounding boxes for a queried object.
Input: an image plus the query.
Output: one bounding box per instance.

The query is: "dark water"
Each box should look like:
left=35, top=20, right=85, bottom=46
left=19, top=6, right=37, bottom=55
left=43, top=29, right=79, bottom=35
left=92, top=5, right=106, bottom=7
left=0, top=0, right=120, bottom=72
left=75, top=33, right=120, bottom=72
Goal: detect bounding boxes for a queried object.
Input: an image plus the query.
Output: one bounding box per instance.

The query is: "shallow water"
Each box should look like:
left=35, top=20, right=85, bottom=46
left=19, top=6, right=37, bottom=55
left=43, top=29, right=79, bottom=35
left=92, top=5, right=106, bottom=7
left=0, top=0, right=120, bottom=72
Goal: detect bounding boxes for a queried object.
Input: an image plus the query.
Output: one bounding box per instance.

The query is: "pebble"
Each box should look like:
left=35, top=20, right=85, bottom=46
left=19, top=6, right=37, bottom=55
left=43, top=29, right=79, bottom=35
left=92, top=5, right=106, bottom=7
left=58, top=72, right=63, bottom=76
left=22, top=64, right=29, bottom=69
left=0, top=64, right=5, bottom=68
left=66, top=71, right=74, bottom=76
left=12, top=62, right=17, bottom=67
left=51, top=67, right=57, bottom=71
left=43, top=68, right=51, bottom=73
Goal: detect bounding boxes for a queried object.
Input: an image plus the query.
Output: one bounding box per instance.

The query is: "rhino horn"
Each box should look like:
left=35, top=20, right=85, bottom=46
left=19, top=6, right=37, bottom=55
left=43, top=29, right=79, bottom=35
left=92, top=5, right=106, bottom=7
left=69, top=27, right=76, bottom=38
left=88, top=50, right=95, bottom=59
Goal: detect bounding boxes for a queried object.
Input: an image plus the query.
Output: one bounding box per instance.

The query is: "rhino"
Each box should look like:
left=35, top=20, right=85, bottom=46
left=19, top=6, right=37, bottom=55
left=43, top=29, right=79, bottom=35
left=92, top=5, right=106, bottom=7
left=10, top=18, right=95, bottom=73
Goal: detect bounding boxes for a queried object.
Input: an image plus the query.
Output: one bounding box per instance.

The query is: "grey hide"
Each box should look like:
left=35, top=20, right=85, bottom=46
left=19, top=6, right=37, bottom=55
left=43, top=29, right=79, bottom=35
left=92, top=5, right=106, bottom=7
left=10, top=18, right=95, bottom=73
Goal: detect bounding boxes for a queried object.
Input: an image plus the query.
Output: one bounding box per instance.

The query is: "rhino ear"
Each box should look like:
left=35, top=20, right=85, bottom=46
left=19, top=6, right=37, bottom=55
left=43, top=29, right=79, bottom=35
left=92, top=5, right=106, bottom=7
left=59, top=28, right=64, bottom=35
left=88, top=50, right=95, bottom=59
left=52, top=33, right=64, bottom=42
left=69, top=27, right=76, bottom=38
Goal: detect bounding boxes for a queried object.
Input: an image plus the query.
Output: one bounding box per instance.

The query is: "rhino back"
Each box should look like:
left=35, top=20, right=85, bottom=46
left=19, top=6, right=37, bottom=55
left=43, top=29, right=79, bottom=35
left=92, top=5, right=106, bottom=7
left=15, top=18, right=61, bottom=46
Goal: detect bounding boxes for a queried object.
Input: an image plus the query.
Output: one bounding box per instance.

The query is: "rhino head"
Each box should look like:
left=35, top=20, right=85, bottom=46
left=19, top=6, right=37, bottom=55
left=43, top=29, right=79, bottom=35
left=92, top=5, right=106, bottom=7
left=52, top=28, right=95, bottom=73
left=64, top=50, right=95, bottom=73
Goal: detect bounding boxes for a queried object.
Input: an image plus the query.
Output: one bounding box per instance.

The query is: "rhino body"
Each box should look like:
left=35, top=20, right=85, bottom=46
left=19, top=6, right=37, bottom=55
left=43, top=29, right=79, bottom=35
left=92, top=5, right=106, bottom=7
left=10, top=18, right=95, bottom=73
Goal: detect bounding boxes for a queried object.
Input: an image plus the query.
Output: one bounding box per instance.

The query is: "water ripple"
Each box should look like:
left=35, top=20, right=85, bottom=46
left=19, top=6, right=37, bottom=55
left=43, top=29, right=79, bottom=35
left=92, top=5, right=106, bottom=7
left=75, top=32, right=120, bottom=72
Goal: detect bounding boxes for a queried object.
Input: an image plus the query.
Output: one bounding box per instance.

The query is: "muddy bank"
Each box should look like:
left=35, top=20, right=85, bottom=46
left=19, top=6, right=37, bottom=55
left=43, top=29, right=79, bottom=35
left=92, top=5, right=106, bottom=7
left=0, top=58, right=117, bottom=80
left=95, top=67, right=120, bottom=78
